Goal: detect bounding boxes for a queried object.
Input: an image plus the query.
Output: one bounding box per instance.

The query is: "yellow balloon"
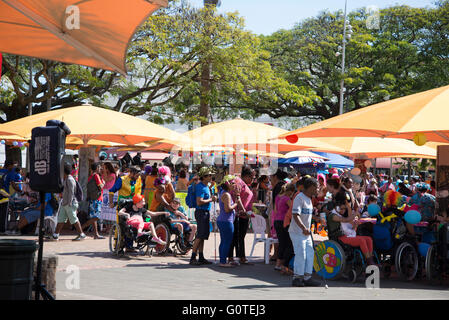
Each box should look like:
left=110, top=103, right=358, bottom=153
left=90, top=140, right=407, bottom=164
left=413, top=133, right=427, bottom=146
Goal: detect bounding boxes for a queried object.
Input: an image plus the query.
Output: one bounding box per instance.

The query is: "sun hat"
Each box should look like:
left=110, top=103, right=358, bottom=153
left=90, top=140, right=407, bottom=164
left=219, top=175, right=236, bottom=186
left=198, top=166, right=216, bottom=178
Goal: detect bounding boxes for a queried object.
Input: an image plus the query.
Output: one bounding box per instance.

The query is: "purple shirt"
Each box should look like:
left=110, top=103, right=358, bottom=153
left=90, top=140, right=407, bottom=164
left=217, top=189, right=235, bottom=223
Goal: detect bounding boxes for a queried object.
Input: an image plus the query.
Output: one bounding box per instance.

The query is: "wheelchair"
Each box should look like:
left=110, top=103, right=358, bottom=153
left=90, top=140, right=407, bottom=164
left=313, top=237, right=376, bottom=283
left=108, top=215, right=159, bottom=257
left=150, top=215, right=194, bottom=256
left=372, top=209, right=420, bottom=281
left=425, top=222, right=449, bottom=285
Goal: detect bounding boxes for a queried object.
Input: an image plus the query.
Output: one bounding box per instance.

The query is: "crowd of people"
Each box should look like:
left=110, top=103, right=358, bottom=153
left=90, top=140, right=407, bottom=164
left=2, top=151, right=448, bottom=287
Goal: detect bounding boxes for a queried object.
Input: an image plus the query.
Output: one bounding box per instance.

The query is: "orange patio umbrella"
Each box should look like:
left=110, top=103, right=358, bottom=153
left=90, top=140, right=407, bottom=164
left=278, top=84, right=449, bottom=144
left=276, top=137, right=437, bottom=159
left=0, top=0, right=167, bottom=74
left=0, top=104, right=189, bottom=145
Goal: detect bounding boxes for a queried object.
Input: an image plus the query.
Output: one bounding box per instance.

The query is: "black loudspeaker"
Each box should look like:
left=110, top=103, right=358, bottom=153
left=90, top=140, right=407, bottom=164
left=29, top=120, right=71, bottom=193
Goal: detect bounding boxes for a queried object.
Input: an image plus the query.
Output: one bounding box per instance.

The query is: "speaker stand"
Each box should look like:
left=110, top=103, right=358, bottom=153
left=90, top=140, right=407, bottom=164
left=34, top=191, right=55, bottom=300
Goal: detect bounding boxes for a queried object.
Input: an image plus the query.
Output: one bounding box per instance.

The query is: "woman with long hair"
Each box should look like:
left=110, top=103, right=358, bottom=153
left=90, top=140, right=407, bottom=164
left=273, top=183, right=296, bottom=273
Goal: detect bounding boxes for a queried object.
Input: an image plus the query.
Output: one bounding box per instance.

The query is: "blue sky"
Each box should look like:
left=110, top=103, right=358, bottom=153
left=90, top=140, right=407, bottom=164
left=189, top=0, right=436, bottom=35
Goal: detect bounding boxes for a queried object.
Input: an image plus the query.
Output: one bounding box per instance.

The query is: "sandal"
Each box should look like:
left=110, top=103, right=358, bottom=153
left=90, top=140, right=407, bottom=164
left=219, top=263, right=235, bottom=268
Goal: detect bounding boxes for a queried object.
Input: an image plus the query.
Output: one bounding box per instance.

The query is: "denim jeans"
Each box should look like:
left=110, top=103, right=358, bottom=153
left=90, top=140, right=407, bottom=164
left=289, top=231, right=314, bottom=277
left=217, top=220, right=234, bottom=264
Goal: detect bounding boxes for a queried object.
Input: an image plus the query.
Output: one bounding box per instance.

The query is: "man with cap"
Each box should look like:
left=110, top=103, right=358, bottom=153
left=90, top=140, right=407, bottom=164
left=190, top=166, right=217, bottom=265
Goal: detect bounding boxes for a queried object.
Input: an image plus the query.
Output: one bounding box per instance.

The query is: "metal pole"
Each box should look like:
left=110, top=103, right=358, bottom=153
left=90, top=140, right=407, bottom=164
left=28, top=58, right=33, bottom=116
left=339, top=0, right=348, bottom=115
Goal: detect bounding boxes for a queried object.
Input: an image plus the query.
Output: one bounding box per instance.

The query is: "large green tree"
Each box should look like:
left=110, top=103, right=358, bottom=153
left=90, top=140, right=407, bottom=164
left=108, top=0, right=315, bottom=125
left=261, top=2, right=449, bottom=120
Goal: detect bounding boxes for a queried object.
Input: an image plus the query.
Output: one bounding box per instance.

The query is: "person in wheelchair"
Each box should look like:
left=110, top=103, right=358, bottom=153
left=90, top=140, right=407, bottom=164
left=327, top=201, right=377, bottom=266
left=118, top=194, right=169, bottom=246
left=164, top=198, right=197, bottom=247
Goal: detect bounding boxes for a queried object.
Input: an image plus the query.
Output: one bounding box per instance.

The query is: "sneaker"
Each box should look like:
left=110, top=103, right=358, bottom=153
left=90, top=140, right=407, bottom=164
left=304, top=277, right=321, bottom=287
left=152, top=236, right=166, bottom=246
left=190, top=259, right=201, bottom=266
left=292, top=277, right=304, bottom=287
left=186, top=241, right=193, bottom=249
left=198, top=259, right=212, bottom=265
left=72, top=234, right=86, bottom=241
left=49, top=234, right=59, bottom=241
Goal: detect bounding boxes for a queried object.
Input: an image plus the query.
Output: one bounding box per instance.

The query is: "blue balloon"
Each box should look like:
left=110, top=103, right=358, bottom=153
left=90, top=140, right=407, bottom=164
left=418, top=242, right=431, bottom=257
left=0, top=140, right=4, bottom=145
left=404, top=210, right=422, bottom=225
left=367, top=204, right=380, bottom=217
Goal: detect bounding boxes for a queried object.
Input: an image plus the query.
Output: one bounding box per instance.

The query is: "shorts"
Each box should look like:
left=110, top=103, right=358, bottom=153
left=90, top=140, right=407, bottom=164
left=88, top=200, right=102, bottom=219
left=21, top=209, right=41, bottom=224
left=194, top=209, right=210, bottom=240
left=58, top=203, right=79, bottom=225
left=170, top=221, right=191, bottom=232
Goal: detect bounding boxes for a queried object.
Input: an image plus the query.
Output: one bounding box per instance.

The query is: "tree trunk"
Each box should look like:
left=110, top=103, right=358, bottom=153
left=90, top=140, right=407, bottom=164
left=5, top=145, right=22, bottom=167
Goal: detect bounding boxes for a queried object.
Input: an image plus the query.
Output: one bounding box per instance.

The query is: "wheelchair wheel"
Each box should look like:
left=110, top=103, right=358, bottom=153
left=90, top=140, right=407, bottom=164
left=109, top=223, right=122, bottom=255
left=313, top=240, right=346, bottom=280
left=395, top=242, right=418, bottom=281
left=175, top=231, right=193, bottom=256
left=154, top=223, right=171, bottom=255
left=425, top=244, right=441, bottom=284
left=352, top=249, right=365, bottom=279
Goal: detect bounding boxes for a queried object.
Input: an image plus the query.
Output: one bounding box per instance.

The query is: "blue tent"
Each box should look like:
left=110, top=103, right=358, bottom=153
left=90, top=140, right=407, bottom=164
left=311, top=152, right=354, bottom=169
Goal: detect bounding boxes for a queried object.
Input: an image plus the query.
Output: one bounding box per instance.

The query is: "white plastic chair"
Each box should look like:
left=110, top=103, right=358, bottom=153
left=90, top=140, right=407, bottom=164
left=248, top=214, right=278, bottom=264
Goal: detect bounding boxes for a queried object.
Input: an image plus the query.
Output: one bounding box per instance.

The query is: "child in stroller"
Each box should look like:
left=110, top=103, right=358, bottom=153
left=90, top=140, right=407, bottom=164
left=118, top=194, right=170, bottom=246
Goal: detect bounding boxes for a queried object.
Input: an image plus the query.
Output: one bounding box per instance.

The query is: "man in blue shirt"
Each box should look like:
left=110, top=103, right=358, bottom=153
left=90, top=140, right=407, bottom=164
left=0, top=160, right=13, bottom=190
left=5, top=166, right=23, bottom=195
left=190, top=166, right=217, bottom=265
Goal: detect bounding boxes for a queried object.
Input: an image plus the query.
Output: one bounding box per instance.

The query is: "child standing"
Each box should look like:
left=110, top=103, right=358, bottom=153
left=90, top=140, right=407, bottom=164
left=289, top=177, right=321, bottom=287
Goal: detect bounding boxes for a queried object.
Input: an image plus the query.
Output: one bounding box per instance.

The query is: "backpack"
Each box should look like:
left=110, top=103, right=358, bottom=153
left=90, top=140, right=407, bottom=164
left=86, top=175, right=101, bottom=201
left=186, top=183, right=197, bottom=209
left=74, top=179, right=84, bottom=202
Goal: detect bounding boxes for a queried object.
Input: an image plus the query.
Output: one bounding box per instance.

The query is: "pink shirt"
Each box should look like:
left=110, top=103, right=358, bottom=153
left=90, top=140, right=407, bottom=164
left=232, top=177, right=255, bottom=217
left=103, top=173, right=116, bottom=191
left=274, top=195, right=290, bottom=221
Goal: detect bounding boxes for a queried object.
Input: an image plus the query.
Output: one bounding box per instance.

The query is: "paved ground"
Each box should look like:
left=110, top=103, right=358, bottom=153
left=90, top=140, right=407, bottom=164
left=1, top=231, right=448, bottom=300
